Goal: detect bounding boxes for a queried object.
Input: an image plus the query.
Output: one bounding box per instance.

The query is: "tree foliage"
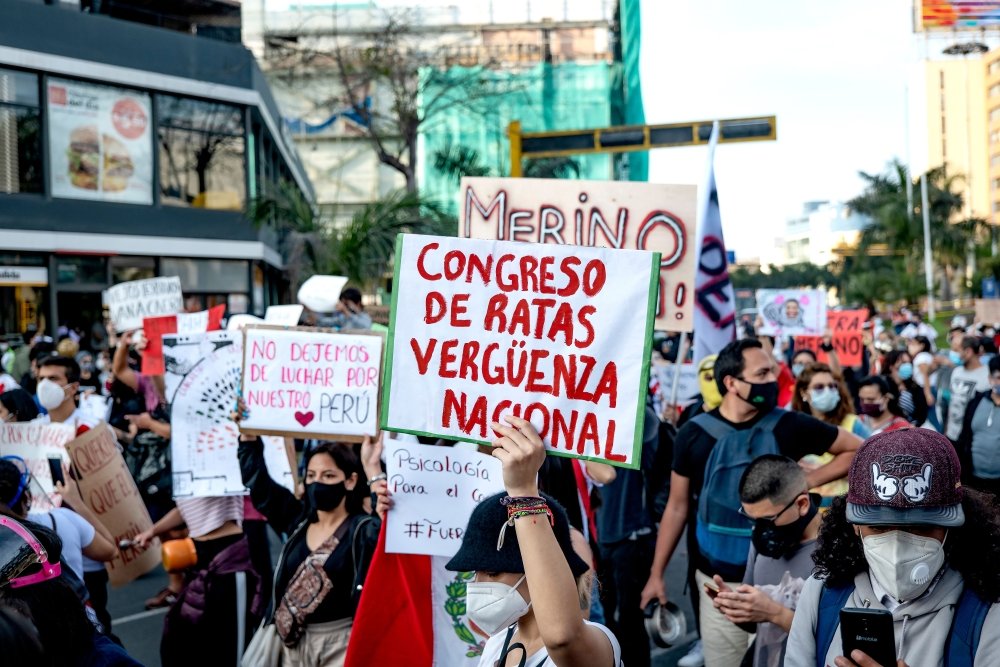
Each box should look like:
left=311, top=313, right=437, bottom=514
left=730, top=262, right=835, bottom=291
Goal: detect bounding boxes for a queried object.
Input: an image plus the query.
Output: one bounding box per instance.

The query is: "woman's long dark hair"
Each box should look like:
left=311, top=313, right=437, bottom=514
left=0, top=389, right=39, bottom=423
left=813, top=491, right=1000, bottom=601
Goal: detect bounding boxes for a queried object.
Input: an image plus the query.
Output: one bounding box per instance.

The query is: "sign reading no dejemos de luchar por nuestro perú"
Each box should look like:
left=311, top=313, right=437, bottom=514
left=381, top=234, right=659, bottom=470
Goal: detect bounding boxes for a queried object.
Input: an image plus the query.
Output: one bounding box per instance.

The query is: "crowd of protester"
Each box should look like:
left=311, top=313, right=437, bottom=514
left=3, top=298, right=1000, bottom=667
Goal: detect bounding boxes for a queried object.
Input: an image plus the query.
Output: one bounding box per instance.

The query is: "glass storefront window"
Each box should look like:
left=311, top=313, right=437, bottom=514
left=160, top=258, right=248, bottom=293
left=0, top=67, right=42, bottom=194
left=158, top=94, right=246, bottom=210
left=56, top=256, right=106, bottom=285
left=110, top=256, right=155, bottom=284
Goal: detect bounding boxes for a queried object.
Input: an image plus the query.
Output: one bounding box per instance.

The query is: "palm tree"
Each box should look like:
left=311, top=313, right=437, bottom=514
left=247, top=179, right=329, bottom=293
left=329, top=188, right=456, bottom=293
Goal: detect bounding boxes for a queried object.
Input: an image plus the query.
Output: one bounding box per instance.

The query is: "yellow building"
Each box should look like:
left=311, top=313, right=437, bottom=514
left=924, top=57, right=990, bottom=221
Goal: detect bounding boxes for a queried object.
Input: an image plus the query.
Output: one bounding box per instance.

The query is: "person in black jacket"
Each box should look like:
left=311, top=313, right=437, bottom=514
left=236, top=404, right=384, bottom=666
left=956, top=355, right=1000, bottom=496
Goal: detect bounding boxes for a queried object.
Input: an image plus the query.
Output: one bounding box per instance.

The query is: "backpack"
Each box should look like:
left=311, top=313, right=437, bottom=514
left=815, top=583, right=990, bottom=667
left=691, top=409, right=784, bottom=572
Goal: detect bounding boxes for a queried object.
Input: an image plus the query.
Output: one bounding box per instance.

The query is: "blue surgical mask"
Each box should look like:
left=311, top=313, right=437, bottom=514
left=992, top=385, right=1000, bottom=396
left=809, top=388, right=840, bottom=413
left=792, top=363, right=805, bottom=378
left=898, top=363, right=913, bottom=381
left=949, top=350, right=964, bottom=366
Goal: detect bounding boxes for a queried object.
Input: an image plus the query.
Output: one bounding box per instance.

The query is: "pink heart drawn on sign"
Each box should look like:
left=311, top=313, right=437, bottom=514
left=294, top=411, right=315, bottom=427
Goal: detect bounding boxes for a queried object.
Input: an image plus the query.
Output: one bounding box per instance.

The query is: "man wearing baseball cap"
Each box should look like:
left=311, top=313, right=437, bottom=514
left=785, top=428, right=1000, bottom=667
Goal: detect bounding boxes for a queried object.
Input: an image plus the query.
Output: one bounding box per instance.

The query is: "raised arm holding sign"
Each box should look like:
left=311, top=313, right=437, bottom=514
left=381, top=234, right=659, bottom=469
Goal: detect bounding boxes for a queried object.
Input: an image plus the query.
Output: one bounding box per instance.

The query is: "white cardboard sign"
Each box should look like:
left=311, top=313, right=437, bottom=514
left=103, top=276, right=183, bottom=332
left=0, top=422, right=76, bottom=507
left=164, top=330, right=293, bottom=498
left=240, top=326, right=383, bottom=440
left=265, top=304, right=305, bottom=326
left=384, top=440, right=505, bottom=557
left=381, top=234, right=659, bottom=470
left=459, top=177, right=697, bottom=332
left=756, top=289, right=827, bottom=337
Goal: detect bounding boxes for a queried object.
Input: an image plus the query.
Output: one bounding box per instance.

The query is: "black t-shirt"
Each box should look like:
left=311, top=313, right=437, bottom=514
left=671, top=408, right=838, bottom=579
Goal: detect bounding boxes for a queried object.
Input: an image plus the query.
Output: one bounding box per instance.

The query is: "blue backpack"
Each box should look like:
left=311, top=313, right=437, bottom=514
left=815, top=583, right=990, bottom=667
left=691, top=409, right=784, bottom=572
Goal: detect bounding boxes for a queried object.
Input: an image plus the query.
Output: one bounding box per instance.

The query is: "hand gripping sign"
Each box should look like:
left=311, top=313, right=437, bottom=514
left=381, top=234, right=660, bottom=470
left=459, top=177, right=696, bottom=332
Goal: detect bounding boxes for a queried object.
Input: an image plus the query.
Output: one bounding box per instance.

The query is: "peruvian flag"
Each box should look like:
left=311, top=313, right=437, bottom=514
left=141, top=305, right=225, bottom=375
left=345, top=523, right=483, bottom=667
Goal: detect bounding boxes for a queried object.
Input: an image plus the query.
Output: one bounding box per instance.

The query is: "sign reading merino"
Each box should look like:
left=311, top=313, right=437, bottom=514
left=384, top=441, right=505, bottom=557
left=103, top=276, right=183, bottom=332
left=240, top=326, right=383, bottom=439
left=381, top=234, right=659, bottom=469
left=459, top=177, right=697, bottom=332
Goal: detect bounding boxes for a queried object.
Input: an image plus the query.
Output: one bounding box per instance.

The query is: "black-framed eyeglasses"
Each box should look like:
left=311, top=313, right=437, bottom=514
left=738, top=492, right=806, bottom=524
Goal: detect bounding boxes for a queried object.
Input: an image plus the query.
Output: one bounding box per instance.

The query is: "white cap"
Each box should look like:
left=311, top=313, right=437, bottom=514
left=226, top=314, right=265, bottom=331
left=297, top=275, right=348, bottom=314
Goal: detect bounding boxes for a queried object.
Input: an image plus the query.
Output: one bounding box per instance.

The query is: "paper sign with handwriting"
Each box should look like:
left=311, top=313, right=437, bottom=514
left=240, top=326, right=383, bottom=440
left=103, top=276, right=183, bottom=332
left=459, top=177, right=697, bottom=332
left=385, top=441, right=505, bottom=557
left=793, top=309, right=867, bottom=367
left=381, top=234, right=659, bottom=469
left=0, top=422, right=76, bottom=507
left=65, top=424, right=160, bottom=586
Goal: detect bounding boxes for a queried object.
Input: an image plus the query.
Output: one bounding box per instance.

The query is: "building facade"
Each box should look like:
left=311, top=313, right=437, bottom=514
left=773, top=201, right=869, bottom=267
left=0, top=0, right=313, bottom=339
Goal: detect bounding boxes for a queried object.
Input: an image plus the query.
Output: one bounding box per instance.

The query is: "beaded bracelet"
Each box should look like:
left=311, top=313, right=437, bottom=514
left=496, top=503, right=554, bottom=551
left=367, top=473, right=388, bottom=487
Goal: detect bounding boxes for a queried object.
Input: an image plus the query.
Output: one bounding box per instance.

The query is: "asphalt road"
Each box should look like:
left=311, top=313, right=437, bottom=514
left=107, top=529, right=700, bottom=667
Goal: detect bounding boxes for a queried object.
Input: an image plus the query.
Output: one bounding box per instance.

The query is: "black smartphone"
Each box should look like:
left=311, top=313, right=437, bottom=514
left=47, top=458, right=65, bottom=486
left=840, top=608, right=896, bottom=667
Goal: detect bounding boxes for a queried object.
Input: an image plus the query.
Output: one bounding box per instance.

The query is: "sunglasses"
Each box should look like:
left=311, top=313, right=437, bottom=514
left=739, top=492, right=807, bottom=525
left=0, top=515, right=62, bottom=589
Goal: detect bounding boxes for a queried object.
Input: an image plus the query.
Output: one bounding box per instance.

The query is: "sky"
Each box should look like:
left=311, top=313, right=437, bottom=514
left=640, top=0, right=920, bottom=262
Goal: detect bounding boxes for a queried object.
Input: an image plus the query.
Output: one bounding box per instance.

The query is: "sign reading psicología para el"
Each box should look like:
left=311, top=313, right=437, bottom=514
left=384, top=440, right=505, bottom=557
left=459, top=177, right=696, bottom=332
left=240, top=326, right=384, bottom=440
left=381, top=234, right=659, bottom=469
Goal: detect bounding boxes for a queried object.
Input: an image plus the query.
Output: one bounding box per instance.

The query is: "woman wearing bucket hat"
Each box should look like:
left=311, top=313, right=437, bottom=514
left=445, top=414, right=623, bottom=667
left=784, top=428, right=1000, bottom=667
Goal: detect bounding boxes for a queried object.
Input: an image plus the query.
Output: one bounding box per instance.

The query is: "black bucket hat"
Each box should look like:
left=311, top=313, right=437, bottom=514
left=446, top=491, right=590, bottom=579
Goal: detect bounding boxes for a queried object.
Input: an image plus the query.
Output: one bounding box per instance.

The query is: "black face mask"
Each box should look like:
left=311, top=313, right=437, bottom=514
left=751, top=495, right=818, bottom=559
left=306, top=481, right=347, bottom=512
left=738, top=380, right=779, bottom=414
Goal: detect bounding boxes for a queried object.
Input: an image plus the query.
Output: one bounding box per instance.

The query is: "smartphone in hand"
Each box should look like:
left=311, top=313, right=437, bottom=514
left=703, top=583, right=720, bottom=600
left=47, top=458, right=65, bottom=487
left=840, top=608, right=895, bottom=667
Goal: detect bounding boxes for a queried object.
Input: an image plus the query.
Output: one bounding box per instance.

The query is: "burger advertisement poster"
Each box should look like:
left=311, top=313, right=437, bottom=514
left=46, top=78, right=152, bottom=204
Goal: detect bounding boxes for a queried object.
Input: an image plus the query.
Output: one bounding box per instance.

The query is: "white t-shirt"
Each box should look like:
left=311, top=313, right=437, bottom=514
left=946, top=365, right=991, bottom=440
left=911, top=351, right=935, bottom=388
left=478, top=621, right=622, bottom=667
left=29, top=507, right=95, bottom=580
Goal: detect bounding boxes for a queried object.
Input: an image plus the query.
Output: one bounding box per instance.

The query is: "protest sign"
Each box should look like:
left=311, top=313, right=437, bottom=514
left=384, top=440, right=505, bottom=557
left=459, top=177, right=696, bottom=332
left=0, top=422, right=75, bottom=509
left=165, top=330, right=293, bottom=498
left=103, top=276, right=183, bottom=332
left=65, top=424, right=160, bottom=586
left=756, top=289, right=826, bottom=336
left=651, top=363, right=700, bottom=406
left=975, top=299, right=1000, bottom=325
left=141, top=304, right=225, bottom=375
left=240, top=326, right=384, bottom=440
left=792, top=309, right=867, bottom=367
left=382, top=234, right=659, bottom=469
left=265, top=304, right=305, bottom=326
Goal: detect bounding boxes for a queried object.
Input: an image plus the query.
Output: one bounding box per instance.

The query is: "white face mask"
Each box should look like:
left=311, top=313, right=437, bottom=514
left=862, top=529, right=947, bottom=602
left=465, top=574, right=530, bottom=636
left=36, top=378, right=68, bottom=411
left=96, top=357, right=107, bottom=371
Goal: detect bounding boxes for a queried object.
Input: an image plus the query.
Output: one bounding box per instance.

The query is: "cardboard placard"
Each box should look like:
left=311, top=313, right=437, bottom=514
left=459, top=177, right=697, bottom=332
left=240, top=326, right=384, bottom=441
left=756, top=289, right=827, bottom=336
left=975, top=299, right=1000, bottom=325
left=103, top=276, right=183, bottom=332
left=64, top=424, right=160, bottom=587
left=384, top=441, right=505, bottom=557
left=0, top=422, right=76, bottom=508
left=164, top=330, right=294, bottom=498
left=792, top=309, right=867, bottom=367
left=651, top=363, right=700, bottom=406
left=264, top=304, right=304, bottom=326
left=381, top=234, right=659, bottom=470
